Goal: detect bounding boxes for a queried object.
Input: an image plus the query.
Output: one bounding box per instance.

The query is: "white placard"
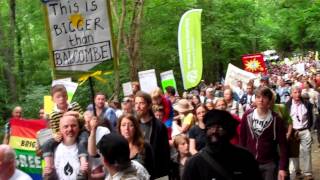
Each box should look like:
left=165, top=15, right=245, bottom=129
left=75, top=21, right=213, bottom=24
left=46, top=0, right=113, bottom=71
left=160, top=70, right=174, bottom=81
left=138, top=69, right=158, bottom=94
left=296, top=63, right=306, bottom=75
left=37, top=128, right=53, bottom=147
left=225, top=63, right=259, bottom=89
left=122, top=82, right=133, bottom=96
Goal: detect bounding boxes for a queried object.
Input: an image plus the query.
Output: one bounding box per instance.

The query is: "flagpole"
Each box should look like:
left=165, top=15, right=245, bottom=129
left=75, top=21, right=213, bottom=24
left=89, top=77, right=97, bottom=116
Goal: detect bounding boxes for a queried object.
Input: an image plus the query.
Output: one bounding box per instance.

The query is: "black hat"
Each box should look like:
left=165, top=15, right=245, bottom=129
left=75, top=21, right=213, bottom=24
left=204, top=109, right=239, bottom=138
left=97, top=133, right=130, bottom=165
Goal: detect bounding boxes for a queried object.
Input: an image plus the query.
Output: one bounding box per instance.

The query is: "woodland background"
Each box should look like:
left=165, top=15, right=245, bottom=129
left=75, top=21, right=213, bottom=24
left=0, top=0, right=319, bottom=123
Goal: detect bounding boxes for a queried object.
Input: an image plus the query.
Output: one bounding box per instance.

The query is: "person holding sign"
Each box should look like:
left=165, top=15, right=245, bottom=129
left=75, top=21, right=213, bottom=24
left=2, top=106, right=23, bottom=144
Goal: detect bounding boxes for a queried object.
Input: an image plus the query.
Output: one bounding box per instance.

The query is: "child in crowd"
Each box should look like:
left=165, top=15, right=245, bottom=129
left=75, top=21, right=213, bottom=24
left=170, top=134, right=192, bottom=179
left=152, top=105, right=165, bottom=120
left=41, top=84, right=88, bottom=179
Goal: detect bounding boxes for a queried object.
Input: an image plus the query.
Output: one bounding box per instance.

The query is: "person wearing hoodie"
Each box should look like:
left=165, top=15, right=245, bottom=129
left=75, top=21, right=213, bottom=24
left=240, top=87, right=288, bottom=180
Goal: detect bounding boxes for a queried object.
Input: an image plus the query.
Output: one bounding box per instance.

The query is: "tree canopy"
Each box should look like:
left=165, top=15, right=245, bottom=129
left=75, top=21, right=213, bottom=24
left=0, top=0, right=319, bottom=120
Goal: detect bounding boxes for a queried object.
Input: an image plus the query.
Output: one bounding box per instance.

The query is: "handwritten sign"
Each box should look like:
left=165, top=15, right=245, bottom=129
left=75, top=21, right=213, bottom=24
left=45, top=0, right=113, bottom=71
left=225, top=63, right=259, bottom=89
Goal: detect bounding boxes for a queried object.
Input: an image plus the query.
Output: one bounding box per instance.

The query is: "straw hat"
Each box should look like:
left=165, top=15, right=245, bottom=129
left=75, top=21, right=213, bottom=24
left=173, top=99, right=194, bottom=113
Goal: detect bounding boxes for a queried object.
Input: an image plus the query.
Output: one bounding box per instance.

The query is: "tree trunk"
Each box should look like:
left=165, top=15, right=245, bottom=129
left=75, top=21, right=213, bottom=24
left=128, top=0, right=144, bottom=81
left=110, top=0, right=145, bottom=82
left=0, top=0, right=18, bottom=103
left=17, top=26, right=25, bottom=94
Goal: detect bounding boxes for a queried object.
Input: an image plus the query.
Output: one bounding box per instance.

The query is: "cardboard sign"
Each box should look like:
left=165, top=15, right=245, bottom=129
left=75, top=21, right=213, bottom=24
left=122, top=82, right=133, bottom=96
left=45, top=0, right=113, bottom=71
left=138, top=69, right=158, bottom=93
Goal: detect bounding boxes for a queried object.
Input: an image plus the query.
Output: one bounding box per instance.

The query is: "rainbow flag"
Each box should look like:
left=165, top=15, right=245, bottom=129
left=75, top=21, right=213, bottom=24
left=9, top=118, right=47, bottom=180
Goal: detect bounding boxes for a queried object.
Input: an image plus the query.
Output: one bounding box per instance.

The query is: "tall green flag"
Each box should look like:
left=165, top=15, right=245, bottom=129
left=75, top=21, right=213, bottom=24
left=178, top=9, right=203, bottom=90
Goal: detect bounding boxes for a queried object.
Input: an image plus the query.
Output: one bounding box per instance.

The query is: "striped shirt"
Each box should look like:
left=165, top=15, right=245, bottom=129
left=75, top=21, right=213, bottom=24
left=49, top=102, right=83, bottom=133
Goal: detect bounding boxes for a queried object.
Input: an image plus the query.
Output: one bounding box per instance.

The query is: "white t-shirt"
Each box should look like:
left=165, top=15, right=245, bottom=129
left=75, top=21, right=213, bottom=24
left=252, top=109, right=273, bottom=137
left=54, top=143, right=80, bottom=180
left=9, top=169, right=32, bottom=180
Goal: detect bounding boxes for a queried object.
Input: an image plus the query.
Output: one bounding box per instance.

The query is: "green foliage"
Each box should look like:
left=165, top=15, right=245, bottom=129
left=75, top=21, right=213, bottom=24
left=1, top=0, right=320, bottom=120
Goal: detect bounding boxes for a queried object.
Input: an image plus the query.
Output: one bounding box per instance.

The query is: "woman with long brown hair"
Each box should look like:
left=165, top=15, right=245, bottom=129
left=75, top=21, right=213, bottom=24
left=117, top=114, right=154, bottom=177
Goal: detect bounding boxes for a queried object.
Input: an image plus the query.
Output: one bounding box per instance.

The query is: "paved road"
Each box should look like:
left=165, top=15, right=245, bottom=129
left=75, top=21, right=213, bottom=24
left=311, top=133, right=320, bottom=180
left=292, top=133, right=320, bottom=180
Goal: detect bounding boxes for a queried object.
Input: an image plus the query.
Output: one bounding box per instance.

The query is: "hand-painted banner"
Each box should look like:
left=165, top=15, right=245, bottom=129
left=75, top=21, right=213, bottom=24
left=160, top=70, right=177, bottom=94
left=45, top=0, right=113, bottom=71
left=9, top=118, right=47, bottom=180
left=242, top=54, right=267, bottom=74
left=225, top=63, right=259, bottom=90
left=178, top=9, right=203, bottom=90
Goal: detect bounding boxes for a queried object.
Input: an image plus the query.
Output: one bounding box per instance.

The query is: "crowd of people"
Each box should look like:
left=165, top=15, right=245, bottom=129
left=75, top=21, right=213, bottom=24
left=2, top=57, right=320, bottom=180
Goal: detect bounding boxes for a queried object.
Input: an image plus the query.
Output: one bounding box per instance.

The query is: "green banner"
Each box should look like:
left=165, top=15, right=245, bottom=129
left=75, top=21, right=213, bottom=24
left=178, top=9, right=203, bottom=90
left=162, top=79, right=177, bottom=93
left=15, top=149, right=42, bottom=174
left=160, top=70, right=177, bottom=93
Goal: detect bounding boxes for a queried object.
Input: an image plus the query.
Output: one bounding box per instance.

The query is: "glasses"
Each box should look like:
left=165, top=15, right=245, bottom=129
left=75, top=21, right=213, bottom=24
left=296, top=115, right=301, bottom=122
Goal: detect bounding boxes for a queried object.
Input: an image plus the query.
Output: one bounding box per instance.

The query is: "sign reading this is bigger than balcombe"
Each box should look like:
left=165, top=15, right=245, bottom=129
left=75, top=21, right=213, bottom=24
left=46, top=0, right=113, bottom=71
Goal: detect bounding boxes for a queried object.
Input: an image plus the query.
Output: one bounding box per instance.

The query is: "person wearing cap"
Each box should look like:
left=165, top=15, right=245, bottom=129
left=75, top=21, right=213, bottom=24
left=172, top=99, right=195, bottom=138
left=98, top=133, right=150, bottom=180
left=260, top=76, right=270, bottom=88
left=134, top=91, right=170, bottom=179
left=121, top=97, right=135, bottom=116
left=182, top=109, right=262, bottom=180
left=240, top=87, right=288, bottom=180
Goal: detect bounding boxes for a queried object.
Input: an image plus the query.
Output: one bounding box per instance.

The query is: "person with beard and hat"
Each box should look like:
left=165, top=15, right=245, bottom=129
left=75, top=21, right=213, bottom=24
left=182, top=109, right=262, bottom=180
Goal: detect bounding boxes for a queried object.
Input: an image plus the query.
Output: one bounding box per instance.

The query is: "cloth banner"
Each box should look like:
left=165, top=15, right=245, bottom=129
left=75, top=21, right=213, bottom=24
left=45, top=0, right=113, bottom=72
left=9, top=118, right=47, bottom=180
left=225, top=63, right=259, bottom=89
left=178, top=9, right=203, bottom=90
left=160, top=70, right=177, bottom=94
left=242, top=54, right=267, bottom=74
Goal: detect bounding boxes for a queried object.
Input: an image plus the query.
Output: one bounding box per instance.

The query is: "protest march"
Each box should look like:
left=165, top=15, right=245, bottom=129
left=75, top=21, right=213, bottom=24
left=2, top=0, right=320, bottom=180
